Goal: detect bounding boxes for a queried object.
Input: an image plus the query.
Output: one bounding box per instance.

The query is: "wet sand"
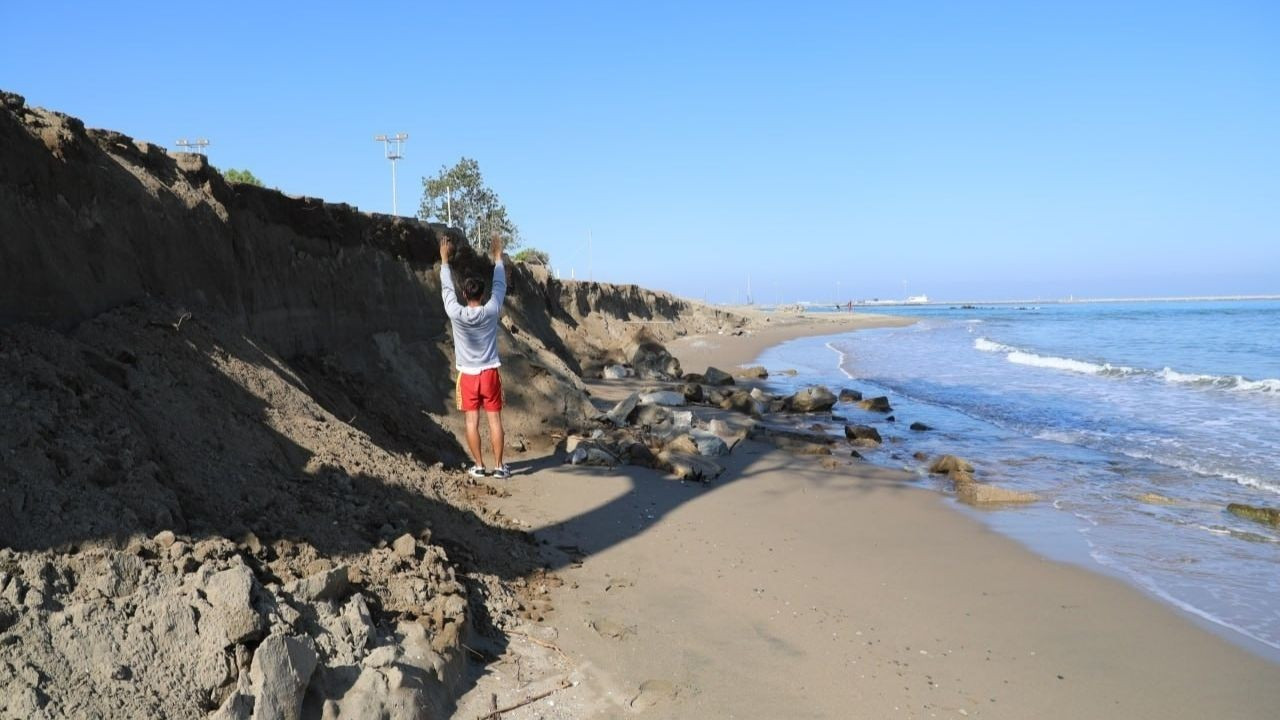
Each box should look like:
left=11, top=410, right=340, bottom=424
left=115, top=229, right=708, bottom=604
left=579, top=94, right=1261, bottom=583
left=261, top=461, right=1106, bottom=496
left=463, top=315, right=1280, bottom=719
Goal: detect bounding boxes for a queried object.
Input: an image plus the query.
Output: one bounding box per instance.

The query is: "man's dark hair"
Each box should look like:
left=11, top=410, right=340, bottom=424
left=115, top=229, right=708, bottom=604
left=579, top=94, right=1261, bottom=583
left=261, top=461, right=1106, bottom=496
left=462, top=276, right=486, bottom=302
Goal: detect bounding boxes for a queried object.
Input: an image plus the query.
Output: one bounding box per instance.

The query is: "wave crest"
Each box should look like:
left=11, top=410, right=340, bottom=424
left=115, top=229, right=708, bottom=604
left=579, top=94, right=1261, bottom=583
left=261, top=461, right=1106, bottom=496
left=974, top=337, right=1279, bottom=394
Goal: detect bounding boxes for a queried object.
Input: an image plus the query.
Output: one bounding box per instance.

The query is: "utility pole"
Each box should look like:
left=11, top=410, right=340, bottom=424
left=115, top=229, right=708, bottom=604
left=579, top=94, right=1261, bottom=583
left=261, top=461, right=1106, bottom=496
left=175, top=138, right=210, bottom=155
left=374, top=133, right=408, bottom=215
left=446, top=184, right=452, bottom=226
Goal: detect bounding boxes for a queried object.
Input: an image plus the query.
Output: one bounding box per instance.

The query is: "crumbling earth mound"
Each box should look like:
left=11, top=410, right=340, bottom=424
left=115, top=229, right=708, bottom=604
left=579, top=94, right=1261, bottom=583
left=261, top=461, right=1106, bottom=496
left=0, top=91, right=743, bottom=718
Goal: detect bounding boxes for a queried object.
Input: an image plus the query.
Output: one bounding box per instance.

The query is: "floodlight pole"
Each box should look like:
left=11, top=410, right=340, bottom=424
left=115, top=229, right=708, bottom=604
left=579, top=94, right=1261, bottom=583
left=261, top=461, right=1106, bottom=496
left=374, top=133, right=408, bottom=215
left=175, top=138, right=210, bottom=155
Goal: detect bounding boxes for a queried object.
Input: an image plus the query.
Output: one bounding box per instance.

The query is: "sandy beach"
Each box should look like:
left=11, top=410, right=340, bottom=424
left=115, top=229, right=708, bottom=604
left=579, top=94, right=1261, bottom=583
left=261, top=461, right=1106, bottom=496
left=458, top=313, right=1280, bottom=719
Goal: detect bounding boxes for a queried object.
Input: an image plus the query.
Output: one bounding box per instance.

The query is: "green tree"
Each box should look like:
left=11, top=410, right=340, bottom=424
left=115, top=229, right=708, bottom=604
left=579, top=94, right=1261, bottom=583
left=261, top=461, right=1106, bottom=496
left=513, top=247, right=550, bottom=265
left=419, top=157, right=519, bottom=254
left=222, top=168, right=263, bottom=186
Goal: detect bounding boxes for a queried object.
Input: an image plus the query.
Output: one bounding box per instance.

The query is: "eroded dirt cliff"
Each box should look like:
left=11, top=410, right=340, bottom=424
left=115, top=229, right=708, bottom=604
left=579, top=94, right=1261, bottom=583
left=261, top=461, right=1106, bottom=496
left=0, top=91, right=740, bottom=718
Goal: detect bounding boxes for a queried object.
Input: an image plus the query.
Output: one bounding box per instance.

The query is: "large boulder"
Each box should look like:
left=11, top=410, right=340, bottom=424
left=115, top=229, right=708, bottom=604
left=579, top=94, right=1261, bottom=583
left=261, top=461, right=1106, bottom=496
left=787, top=386, right=837, bottom=413
left=702, top=367, right=735, bottom=386
left=204, top=563, right=267, bottom=645
left=599, top=392, right=641, bottom=426
left=843, top=425, right=882, bottom=444
left=638, top=390, right=686, bottom=407
left=929, top=455, right=974, bottom=475
left=957, top=483, right=1037, bottom=505
left=625, top=338, right=683, bottom=380
left=656, top=451, right=724, bottom=482
left=248, top=634, right=318, bottom=720
left=838, top=388, right=863, bottom=403
left=601, top=364, right=632, bottom=380
left=858, top=396, right=892, bottom=412
left=689, top=429, right=730, bottom=457
left=630, top=403, right=672, bottom=427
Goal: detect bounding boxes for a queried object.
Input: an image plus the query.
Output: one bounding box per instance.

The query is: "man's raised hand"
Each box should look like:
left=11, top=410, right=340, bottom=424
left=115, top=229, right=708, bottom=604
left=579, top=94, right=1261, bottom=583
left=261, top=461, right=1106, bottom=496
left=439, top=237, right=452, bottom=264
left=490, top=233, right=503, bottom=262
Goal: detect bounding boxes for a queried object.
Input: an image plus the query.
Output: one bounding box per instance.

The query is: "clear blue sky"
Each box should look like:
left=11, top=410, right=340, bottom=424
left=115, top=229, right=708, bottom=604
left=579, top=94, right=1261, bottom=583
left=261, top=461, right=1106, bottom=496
left=4, top=1, right=1278, bottom=302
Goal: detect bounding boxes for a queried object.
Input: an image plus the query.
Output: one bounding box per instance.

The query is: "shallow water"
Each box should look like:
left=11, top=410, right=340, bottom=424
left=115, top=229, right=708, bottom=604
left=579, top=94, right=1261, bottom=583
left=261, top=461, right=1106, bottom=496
left=755, top=299, right=1280, bottom=656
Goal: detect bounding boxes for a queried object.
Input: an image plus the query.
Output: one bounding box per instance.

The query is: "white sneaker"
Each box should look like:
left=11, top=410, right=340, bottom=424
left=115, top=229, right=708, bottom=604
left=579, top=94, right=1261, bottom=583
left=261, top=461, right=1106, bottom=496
left=492, top=464, right=512, bottom=479
left=467, top=464, right=488, bottom=478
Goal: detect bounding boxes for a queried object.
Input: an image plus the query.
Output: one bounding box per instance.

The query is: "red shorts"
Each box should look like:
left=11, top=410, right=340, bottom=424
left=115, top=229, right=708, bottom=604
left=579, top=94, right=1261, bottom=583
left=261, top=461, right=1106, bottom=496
left=456, top=368, right=504, bottom=412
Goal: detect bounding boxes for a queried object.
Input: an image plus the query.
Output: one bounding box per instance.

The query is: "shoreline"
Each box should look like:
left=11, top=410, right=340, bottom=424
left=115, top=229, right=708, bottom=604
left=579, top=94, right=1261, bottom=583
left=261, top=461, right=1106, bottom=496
left=459, top=314, right=1280, bottom=718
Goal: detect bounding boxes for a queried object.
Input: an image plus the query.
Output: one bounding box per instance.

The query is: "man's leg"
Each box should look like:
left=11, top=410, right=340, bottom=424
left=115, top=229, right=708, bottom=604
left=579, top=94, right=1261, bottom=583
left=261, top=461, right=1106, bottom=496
left=485, top=410, right=505, bottom=469
left=464, top=410, right=485, bottom=468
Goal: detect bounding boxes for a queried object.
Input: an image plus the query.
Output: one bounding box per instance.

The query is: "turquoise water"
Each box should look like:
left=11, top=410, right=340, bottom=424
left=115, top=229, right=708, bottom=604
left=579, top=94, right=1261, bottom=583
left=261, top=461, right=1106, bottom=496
left=756, top=299, right=1280, bottom=656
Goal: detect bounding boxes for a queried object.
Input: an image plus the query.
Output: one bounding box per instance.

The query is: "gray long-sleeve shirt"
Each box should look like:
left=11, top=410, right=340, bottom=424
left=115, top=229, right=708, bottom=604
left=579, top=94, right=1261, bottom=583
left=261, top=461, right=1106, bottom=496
left=440, top=260, right=506, bottom=374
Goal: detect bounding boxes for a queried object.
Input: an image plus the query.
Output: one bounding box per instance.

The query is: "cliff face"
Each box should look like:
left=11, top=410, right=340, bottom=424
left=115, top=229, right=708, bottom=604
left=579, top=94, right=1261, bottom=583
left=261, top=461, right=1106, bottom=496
left=0, top=91, right=740, bottom=718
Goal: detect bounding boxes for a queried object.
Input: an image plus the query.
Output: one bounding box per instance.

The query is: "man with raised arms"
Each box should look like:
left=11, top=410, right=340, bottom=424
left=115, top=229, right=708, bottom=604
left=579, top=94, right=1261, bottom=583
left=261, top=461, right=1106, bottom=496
left=439, top=234, right=510, bottom=479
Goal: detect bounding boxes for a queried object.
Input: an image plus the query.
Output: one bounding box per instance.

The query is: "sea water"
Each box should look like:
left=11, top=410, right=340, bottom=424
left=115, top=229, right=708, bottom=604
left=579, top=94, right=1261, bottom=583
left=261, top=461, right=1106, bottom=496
left=755, top=299, right=1280, bottom=657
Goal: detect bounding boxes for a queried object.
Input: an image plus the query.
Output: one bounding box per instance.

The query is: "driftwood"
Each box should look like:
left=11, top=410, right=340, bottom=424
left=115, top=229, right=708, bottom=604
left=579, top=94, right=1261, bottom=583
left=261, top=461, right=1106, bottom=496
left=477, top=678, right=572, bottom=719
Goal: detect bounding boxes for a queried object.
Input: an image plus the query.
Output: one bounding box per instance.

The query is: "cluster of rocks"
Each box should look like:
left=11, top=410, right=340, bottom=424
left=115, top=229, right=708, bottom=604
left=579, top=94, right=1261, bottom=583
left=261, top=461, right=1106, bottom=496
left=0, top=529, right=472, bottom=720
left=563, top=388, right=747, bottom=482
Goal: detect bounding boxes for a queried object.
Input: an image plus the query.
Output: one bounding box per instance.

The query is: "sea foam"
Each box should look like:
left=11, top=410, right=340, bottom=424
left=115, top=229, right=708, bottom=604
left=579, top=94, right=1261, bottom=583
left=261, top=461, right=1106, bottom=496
left=975, top=338, right=1280, bottom=394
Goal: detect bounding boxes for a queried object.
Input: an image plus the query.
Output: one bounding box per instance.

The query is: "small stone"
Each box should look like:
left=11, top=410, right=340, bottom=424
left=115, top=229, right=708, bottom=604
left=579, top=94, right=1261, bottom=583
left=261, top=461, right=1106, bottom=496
left=111, top=665, right=132, bottom=681
left=909, top=421, right=932, bottom=431
left=392, top=533, right=417, bottom=559
left=153, top=530, right=177, bottom=548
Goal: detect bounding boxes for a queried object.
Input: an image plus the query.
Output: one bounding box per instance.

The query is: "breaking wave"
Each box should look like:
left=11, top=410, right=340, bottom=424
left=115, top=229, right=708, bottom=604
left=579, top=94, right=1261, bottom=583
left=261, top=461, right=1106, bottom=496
left=974, top=338, right=1280, bottom=394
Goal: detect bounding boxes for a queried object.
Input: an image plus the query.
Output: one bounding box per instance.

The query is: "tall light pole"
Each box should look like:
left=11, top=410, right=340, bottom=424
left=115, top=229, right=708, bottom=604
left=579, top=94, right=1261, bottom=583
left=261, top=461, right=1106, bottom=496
left=175, top=138, right=210, bottom=155
left=374, top=133, right=408, bottom=215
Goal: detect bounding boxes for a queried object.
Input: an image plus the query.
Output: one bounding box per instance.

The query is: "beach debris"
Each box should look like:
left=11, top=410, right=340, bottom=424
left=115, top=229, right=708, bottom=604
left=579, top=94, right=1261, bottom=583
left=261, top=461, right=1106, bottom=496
left=844, top=424, right=883, bottom=445
left=638, top=389, right=686, bottom=407
left=737, top=365, right=769, bottom=379
left=838, top=388, right=863, bottom=403
left=909, top=421, right=932, bottom=431
left=1227, top=503, right=1280, bottom=528
left=858, top=395, right=893, bottom=412
left=601, top=364, right=633, bottom=379
left=703, top=366, right=736, bottom=385
left=624, top=335, right=683, bottom=380
left=785, top=385, right=837, bottom=413
left=929, top=455, right=974, bottom=475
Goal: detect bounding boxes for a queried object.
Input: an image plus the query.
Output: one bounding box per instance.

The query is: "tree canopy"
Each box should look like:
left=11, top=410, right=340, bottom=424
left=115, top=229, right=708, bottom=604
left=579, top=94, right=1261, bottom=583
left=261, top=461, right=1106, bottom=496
left=222, top=168, right=263, bottom=186
left=513, top=247, right=550, bottom=265
left=419, top=157, right=519, bottom=254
